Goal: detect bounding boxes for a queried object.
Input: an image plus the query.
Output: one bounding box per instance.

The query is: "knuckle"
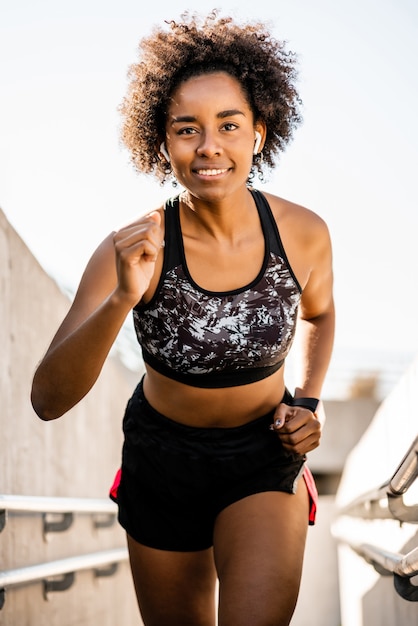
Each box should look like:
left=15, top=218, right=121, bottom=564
left=116, top=246, right=130, bottom=259
left=313, top=420, right=322, bottom=434
left=287, top=432, right=298, bottom=446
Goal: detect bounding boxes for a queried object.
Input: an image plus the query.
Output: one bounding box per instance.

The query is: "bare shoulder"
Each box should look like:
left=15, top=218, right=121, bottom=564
left=261, top=191, right=332, bottom=289
left=263, top=191, right=330, bottom=242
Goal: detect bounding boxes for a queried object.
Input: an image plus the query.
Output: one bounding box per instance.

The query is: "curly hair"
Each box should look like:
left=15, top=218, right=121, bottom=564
left=120, top=10, right=302, bottom=183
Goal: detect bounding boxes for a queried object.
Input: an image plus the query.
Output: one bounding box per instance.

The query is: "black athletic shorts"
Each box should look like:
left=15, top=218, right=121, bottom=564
left=110, top=379, right=316, bottom=551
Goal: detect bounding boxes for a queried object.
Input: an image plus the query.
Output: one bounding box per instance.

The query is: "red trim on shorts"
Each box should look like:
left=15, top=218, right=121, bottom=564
left=303, top=465, right=318, bottom=525
left=109, top=468, right=121, bottom=503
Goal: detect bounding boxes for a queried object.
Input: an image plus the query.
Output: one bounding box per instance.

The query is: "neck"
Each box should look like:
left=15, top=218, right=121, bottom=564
left=180, top=187, right=257, bottom=242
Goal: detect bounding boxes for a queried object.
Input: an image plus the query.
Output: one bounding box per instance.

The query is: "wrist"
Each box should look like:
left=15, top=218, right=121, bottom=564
left=110, top=287, right=142, bottom=310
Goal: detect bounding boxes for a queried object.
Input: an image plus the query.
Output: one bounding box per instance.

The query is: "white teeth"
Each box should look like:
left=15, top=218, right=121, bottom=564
left=196, top=169, right=227, bottom=176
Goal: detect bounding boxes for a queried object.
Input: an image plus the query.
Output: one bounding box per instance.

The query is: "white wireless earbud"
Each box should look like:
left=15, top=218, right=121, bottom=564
left=159, top=142, right=170, bottom=162
left=253, top=131, right=262, bottom=155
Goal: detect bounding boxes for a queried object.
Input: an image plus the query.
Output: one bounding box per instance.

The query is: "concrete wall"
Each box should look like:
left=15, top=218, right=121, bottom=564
left=0, top=208, right=142, bottom=625
left=335, top=357, right=418, bottom=626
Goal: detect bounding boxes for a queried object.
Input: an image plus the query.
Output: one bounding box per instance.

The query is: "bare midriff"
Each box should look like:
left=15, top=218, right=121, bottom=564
left=142, top=364, right=286, bottom=428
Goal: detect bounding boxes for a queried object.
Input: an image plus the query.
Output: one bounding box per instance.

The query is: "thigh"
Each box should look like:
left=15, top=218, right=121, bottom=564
left=213, top=480, right=310, bottom=626
left=127, top=534, right=217, bottom=626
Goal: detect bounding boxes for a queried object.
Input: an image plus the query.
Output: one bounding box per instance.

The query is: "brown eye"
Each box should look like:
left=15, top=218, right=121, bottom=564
left=222, top=123, right=238, bottom=131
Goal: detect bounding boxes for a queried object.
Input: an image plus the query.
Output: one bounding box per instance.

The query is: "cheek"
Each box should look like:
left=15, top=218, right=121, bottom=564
left=167, top=142, right=192, bottom=165
left=170, top=161, right=191, bottom=184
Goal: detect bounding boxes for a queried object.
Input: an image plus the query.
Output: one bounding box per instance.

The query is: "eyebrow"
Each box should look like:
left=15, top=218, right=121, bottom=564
left=170, top=109, right=246, bottom=125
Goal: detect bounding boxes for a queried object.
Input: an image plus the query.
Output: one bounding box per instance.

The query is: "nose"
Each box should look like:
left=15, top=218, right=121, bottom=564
left=196, top=131, right=221, bottom=158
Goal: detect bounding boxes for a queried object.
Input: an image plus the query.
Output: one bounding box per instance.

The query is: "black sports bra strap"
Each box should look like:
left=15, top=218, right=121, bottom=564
left=250, top=189, right=302, bottom=293
left=250, top=189, right=283, bottom=257
left=163, top=195, right=183, bottom=270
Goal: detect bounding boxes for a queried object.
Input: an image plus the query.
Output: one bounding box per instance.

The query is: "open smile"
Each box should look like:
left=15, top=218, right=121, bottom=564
left=193, top=168, right=230, bottom=177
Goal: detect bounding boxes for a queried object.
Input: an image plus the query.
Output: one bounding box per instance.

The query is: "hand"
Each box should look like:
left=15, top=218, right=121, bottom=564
left=112, top=211, right=164, bottom=304
left=270, top=403, right=321, bottom=455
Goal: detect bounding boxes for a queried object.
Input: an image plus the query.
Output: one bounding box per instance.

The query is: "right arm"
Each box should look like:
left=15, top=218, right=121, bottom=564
left=31, top=211, right=164, bottom=421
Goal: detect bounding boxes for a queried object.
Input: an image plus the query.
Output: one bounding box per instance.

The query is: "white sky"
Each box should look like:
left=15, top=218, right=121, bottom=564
left=1, top=0, right=418, bottom=364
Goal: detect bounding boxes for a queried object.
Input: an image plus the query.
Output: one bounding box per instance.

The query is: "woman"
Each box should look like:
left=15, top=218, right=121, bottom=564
left=31, top=11, right=334, bottom=626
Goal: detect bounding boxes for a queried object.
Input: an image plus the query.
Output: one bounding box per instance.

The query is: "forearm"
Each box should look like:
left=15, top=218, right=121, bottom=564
left=273, top=308, right=334, bottom=453
left=293, top=303, right=335, bottom=400
left=31, top=292, right=133, bottom=420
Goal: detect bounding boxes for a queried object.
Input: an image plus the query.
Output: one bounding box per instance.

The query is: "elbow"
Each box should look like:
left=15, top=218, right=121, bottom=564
left=31, top=365, right=66, bottom=421
left=30, top=386, right=62, bottom=421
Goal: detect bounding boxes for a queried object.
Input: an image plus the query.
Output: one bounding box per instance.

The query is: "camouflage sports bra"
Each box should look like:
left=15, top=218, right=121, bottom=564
left=132, top=189, right=302, bottom=388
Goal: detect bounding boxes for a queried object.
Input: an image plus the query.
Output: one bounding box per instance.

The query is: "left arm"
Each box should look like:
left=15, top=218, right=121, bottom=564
left=293, top=218, right=335, bottom=400
left=273, top=216, right=335, bottom=454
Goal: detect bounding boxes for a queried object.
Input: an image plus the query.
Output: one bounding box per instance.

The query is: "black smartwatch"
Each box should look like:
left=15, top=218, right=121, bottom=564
left=291, top=397, right=319, bottom=412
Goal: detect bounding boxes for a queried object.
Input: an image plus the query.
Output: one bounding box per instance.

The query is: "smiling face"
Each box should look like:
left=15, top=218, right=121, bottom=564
left=164, top=72, right=265, bottom=202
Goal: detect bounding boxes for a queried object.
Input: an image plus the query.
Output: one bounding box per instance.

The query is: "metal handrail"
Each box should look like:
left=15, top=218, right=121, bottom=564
left=355, top=544, right=418, bottom=578
left=338, top=435, right=418, bottom=523
left=332, top=535, right=418, bottom=601
left=0, top=494, right=117, bottom=514
left=0, top=548, right=128, bottom=609
left=0, top=494, right=117, bottom=534
left=390, top=436, right=418, bottom=495
left=334, top=435, right=418, bottom=601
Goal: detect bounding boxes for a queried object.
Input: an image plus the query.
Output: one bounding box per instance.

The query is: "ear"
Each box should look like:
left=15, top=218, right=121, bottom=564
left=253, top=122, right=267, bottom=155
